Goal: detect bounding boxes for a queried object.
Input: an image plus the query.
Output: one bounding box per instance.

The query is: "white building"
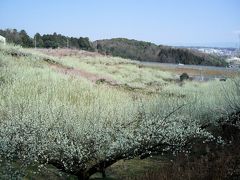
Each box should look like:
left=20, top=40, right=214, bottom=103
left=0, top=35, right=6, bottom=45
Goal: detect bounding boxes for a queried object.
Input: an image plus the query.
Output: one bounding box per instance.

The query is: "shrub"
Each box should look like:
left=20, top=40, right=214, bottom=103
left=180, top=73, right=189, bottom=81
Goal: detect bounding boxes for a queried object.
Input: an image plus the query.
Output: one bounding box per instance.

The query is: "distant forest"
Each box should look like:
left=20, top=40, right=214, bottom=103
left=94, top=38, right=227, bottom=66
left=0, top=29, right=94, bottom=51
left=0, top=29, right=227, bottom=66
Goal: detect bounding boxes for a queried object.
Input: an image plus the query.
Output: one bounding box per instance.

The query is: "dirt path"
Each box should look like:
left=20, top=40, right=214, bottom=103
left=50, top=64, right=118, bottom=85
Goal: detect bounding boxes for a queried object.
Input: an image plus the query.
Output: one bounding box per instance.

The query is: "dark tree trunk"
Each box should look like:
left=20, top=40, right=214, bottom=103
left=76, top=172, right=90, bottom=180
left=101, top=169, right=106, bottom=178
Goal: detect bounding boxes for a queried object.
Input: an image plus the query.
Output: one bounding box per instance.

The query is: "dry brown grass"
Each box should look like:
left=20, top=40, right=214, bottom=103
left=157, top=66, right=239, bottom=77
left=36, top=48, right=102, bottom=58
left=128, top=144, right=240, bottom=180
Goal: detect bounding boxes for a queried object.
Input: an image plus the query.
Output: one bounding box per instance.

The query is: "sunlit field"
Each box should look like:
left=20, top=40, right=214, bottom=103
left=0, top=44, right=239, bottom=179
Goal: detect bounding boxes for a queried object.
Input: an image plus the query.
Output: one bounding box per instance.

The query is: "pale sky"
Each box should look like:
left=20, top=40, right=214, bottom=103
left=0, top=0, right=240, bottom=47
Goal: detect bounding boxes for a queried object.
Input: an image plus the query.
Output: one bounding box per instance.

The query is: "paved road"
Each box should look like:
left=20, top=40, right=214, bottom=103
left=140, top=62, right=240, bottom=72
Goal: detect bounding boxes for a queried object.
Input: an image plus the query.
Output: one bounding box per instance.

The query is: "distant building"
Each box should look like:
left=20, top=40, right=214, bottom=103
left=227, top=57, right=240, bottom=69
left=0, top=35, right=6, bottom=45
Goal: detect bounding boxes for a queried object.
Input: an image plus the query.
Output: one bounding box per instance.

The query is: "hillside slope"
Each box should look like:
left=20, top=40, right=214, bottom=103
left=94, top=38, right=227, bottom=67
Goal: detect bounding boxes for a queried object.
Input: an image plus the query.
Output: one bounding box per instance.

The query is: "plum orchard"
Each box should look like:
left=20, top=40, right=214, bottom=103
left=0, top=45, right=239, bottom=179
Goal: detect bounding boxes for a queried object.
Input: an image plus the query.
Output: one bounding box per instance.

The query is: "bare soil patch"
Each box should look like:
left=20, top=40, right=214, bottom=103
left=51, top=63, right=117, bottom=85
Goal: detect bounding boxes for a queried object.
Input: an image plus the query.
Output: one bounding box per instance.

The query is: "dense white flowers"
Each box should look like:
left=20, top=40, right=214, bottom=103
left=0, top=44, right=239, bottom=178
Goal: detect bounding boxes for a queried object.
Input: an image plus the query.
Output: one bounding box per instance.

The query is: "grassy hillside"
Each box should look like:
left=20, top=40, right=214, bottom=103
left=94, top=38, right=227, bottom=66
left=0, top=44, right=239, bottom=179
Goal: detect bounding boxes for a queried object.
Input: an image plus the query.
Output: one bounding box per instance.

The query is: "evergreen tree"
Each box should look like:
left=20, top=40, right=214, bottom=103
left=19, top=30, right=33, bottom=47
left=78, top=37, right=94, bottom=51
left=0, top=28, right=96, bottom=51
left=34, top=33, right=44, bottom=48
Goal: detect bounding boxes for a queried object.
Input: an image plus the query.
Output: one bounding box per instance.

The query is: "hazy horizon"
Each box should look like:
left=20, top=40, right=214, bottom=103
left=0, top=0, right=240, bottom=48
